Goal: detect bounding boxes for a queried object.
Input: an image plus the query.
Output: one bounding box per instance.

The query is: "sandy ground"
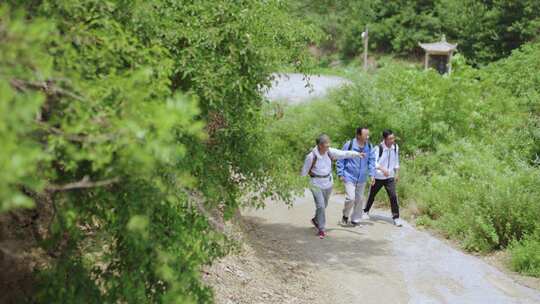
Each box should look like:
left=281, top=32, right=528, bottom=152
left=203, top=218, right=335, bottom=304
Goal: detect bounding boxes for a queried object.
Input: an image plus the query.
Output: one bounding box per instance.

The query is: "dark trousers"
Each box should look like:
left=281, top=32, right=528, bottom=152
left=364, top=178, right=400, bottom=219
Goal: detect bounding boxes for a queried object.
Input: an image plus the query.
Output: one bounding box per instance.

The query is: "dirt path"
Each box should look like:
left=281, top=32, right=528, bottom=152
left=243, top=191, right=540, bottom=304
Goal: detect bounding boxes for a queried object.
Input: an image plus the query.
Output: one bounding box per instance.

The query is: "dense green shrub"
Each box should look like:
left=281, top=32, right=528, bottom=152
left=510, top=234, right=540, bottom=277
left=0, top=7, right=53, bottom=212
left=412, top=142, right=540, bottom=252
left=1, top=1, right=316, bottom=302
left=332, top=56, right=496, bottom=153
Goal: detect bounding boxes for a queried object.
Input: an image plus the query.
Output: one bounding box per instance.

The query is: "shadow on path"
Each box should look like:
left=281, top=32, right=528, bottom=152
left=243, top=215, right=390, bottom=276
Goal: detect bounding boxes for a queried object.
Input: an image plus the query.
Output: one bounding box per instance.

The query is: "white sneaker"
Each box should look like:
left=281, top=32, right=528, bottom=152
left=393, top=218, right=404, bottom=227
left=361, top=212, right=370, bottom=220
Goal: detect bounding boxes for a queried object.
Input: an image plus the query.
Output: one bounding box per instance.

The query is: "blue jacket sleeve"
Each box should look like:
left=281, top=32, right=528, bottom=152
left=336, top=141, right=348, bottom=177
left=368, top=145, right=376, bottom=177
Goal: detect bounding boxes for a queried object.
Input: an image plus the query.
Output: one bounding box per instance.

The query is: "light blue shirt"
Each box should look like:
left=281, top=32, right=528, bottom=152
left=336, top=139, right=376, bottom=183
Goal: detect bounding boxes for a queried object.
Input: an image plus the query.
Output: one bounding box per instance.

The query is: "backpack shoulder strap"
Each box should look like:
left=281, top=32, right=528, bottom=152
left=309, top=152, right=318, bottom=176
left=378, top=144, right=384, bottom=158
left=366, top=141, right=373, bottom=151
left=347, top=139, right=354, bottom=151
left=328, top=150, right=335, bottom=161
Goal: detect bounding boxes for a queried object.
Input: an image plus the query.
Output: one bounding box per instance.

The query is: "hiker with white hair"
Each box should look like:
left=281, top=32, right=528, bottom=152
left=301, top=134, right=363, bottom=239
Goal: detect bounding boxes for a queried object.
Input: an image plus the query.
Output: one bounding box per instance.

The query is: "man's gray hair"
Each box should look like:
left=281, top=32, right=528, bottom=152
left=316, top=134, right=330, bottom=145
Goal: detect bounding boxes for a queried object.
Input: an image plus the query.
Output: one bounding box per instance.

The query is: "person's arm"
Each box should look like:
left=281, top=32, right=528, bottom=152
left=329, top=147, right=361, bottom=160
left=368, top=146, right=376, bottom=182
left=375, top=145, right=390, bottom=177
left=336, top=142, right=348, bottom=177
left=374, top=145, right=381, bottom=170
left=394, top=144, right=400, bottom=181
left=394, top=144, right=400, bottom=171
left=300, top=152, right=314, bottom=177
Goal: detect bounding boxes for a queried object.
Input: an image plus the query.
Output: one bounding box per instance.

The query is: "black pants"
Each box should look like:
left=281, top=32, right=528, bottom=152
left=364, top=178, right=399, bottom=219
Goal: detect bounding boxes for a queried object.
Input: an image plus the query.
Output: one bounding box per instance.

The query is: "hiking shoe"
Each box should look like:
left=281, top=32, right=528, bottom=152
left=393, top=218, right=404, bottom=227
left=340, top=216, right=349, bottom=225
left=318, top=230, right=326, bottom=239
left=361, top=212, right=370, bottom=220
left=311, top=218, right=319, bottom=229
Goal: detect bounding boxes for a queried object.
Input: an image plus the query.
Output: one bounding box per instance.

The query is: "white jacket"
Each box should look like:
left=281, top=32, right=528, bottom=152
left=374, top=142, right=400, bottom=180
left=301, top=146, right=360, bottom=189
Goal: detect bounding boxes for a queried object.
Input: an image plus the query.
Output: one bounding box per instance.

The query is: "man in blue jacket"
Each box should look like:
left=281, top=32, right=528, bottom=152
left=336, top=127, right=376, bottom=226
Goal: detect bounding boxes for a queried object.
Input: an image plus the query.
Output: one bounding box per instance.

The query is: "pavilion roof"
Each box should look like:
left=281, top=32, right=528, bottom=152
left=419, top=36, right=457, bottom=54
